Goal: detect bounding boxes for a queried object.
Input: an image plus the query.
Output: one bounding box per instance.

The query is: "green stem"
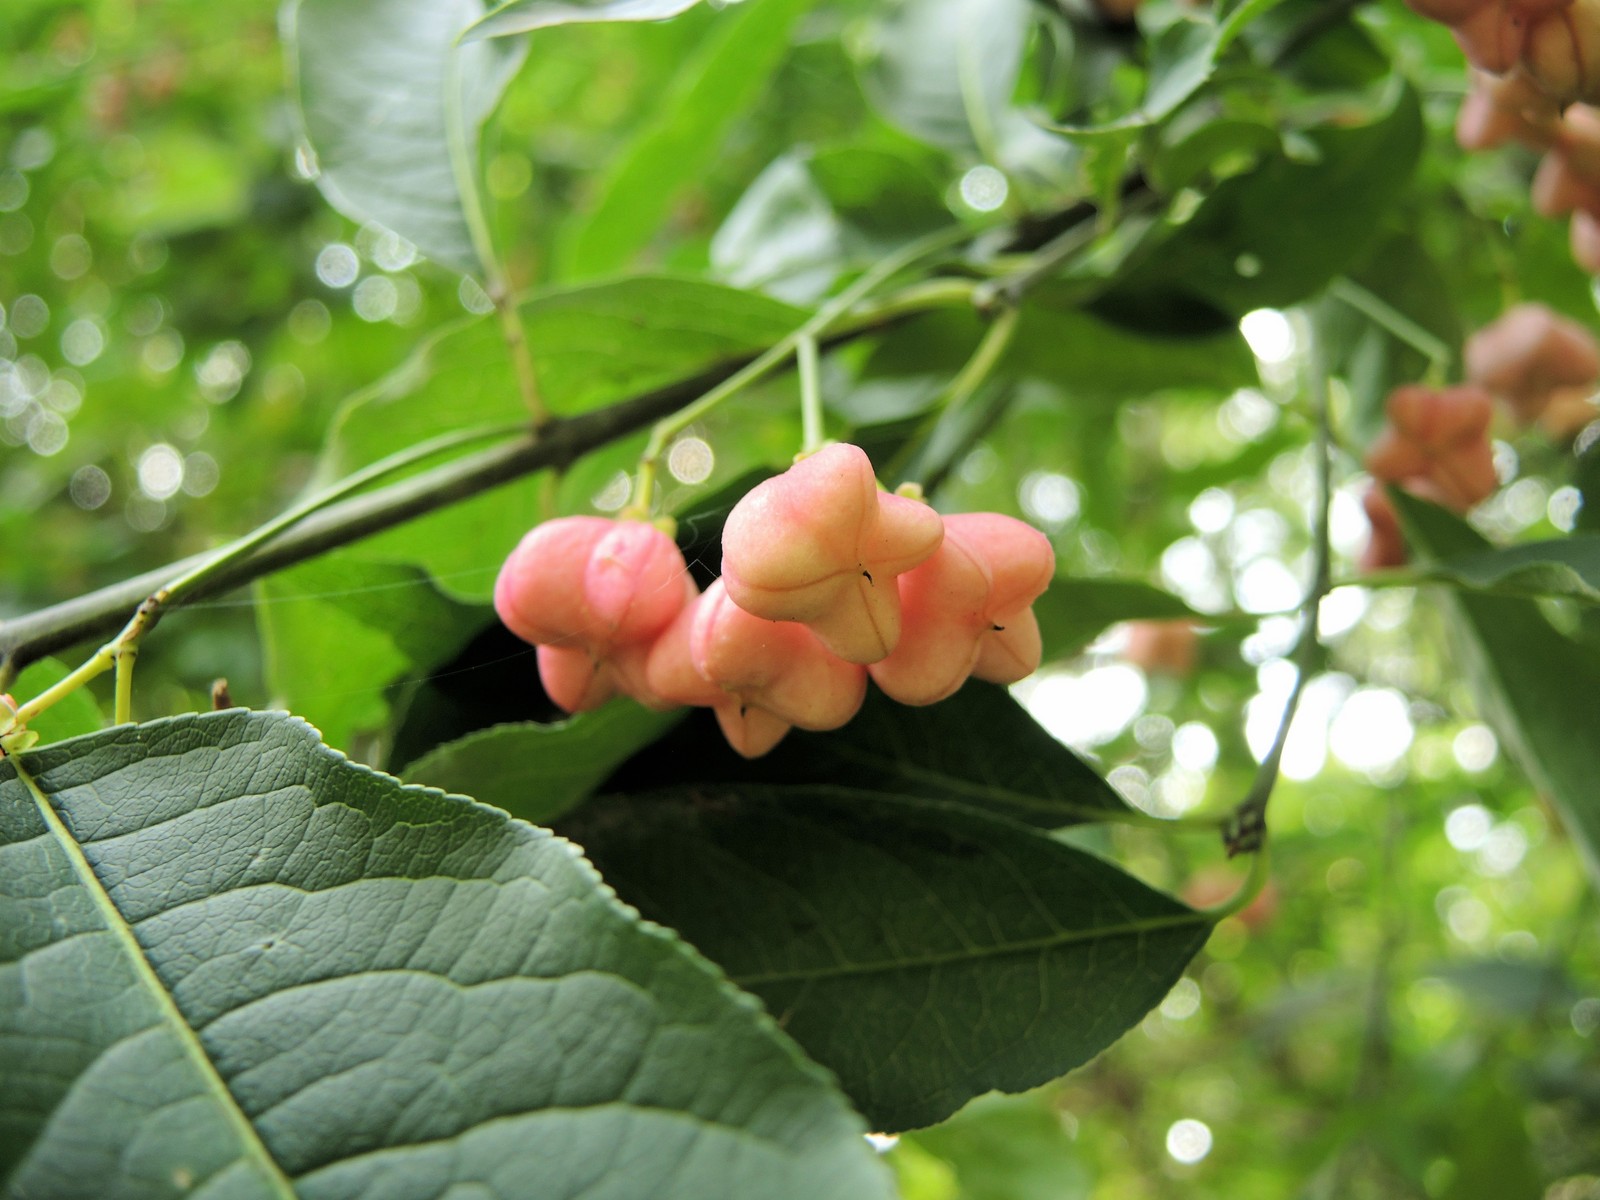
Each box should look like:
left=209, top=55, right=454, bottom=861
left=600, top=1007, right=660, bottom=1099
left=13, top=422, right=525, bottom=729
left=1225, top=310, right=1335, bottom=856
left=797, top=334, right=824, bottom=455
left=11, top=645, right=117, bottom=728
left=631, top=225, right=984, bottom=512
left=114, top=645, right=136, bottom=725
left=444, top=38, right=547, bottom=424
left=976, top=188, right=1161, bottom=309
left=1198, top=845, right=1271, bottom=921
left=884, top=301, right=1022, bottom=487
left=1328, top=277, right=1452, bottom=374
left=495, top=296, right=548, bottom=425
left=163, top=422, right=526, bottom=606
left=948, top=304, right=1020, bottom=410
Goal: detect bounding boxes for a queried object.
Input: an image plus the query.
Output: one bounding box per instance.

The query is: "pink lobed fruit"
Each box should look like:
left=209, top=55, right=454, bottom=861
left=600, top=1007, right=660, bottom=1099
left=1530, top=149, right=1600, bottom=217
left=868, top=513, right=1054, bottom=706
left=1538, top=383, right=1600, bottom=438
left=1574, top=208, right=1600, bottom=271
left=719, top=443, right=944, bottom=664
left=1524, top=0, right=1600, bottom=102
left=1123, top=619, right=1200, bottom=678
left=1359, top=484, right=1410, bottom=573
left=1553, top=104, right=1600, bottom=184
left=1364, top=385, right=1499, bottom=512
left=646, top=580, right=867, bottom=758
left=1464, top=301, right=1600, bottom=423
left=1456, top=69, right=1561, bottom=150
left=1453, top=3, right=1534, bottom=73
left=494, top=516, right=696, bottom=713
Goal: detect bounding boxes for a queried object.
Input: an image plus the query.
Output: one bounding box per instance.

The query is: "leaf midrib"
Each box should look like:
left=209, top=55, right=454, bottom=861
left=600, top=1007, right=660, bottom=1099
left=10, top=754, right=298, bottom=1199
left=729, top=908, right=1208, bottom=987
left=802, top=748, right=1126, bottom=822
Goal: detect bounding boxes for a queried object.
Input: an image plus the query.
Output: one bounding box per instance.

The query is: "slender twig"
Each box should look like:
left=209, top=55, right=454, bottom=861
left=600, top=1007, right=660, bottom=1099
left=884, top=301, right=1022, bottom=488
left=444, top=40, right=547, bottom=423
left=8, top=423, right=525, bottom=725
left=494, top=296, right=547, bottom=424
left=629, top=226, right=983, bottom=514
left=1197, top=845, right=1273, bottom=920
left=976, top=188, right=1161, bottom=310
left=1225, top=313, right=1335, bottom=856
left=1327, top=276, right=1452, bottom=378
left=797, top=334, right=824, bottom=455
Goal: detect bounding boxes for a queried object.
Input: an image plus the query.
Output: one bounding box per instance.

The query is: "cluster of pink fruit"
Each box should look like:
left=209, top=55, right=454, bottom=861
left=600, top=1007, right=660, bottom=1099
left=494, top=443, right=1055, bottom=758
left=1411, top=0, right=1600, bottom=101
left=1361, top=301, right=1599, bottom=568
left=1421, top=0, right=1600, bottom=272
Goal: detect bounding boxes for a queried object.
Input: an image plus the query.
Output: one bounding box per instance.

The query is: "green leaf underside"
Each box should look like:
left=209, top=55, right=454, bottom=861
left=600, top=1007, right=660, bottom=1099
left=566, top=786, right=1210, bottom=1131
left=1049, top=16, right=1221, bottom=137
left=402, top=702, right=683, bottom=825
left=1394, top=493, right=1600, bottom=890
left=1412, top=536, right=1600, bottom=605
left=860, top=0, right=1031, bottom=155
left=562, top=0, right=815, bottom=279
left=287, top=0, right=524, bottom=275
left=0, top=712, right=892, bottom=1199
left=257, top=556, right=490, bottom=752
left=327, top=277, right=806, bottom=471
left=464, top=0, right=702, bottom=42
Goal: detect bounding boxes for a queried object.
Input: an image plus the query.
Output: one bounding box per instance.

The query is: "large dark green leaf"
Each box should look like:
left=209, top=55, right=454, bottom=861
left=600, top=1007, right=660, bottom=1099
left=0, top=711, right=893, bottom=1198
left=403, top=702, right=682, bottom=825
left=1395, top=492, right=1600, bottom=889
left=560, top=0, right=815, bottom=279
left=605, top=682, right=1134, bottom=827
left=285, top=0, right=525, bottom=275
left=566, top=786, right=1210, bottom=1131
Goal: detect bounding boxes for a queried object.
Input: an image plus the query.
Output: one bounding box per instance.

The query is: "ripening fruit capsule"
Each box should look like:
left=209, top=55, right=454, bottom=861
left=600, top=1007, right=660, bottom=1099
left=1464, top=302, right=1600, bottom=423
left=646, top=580, right=867, bottom=758
left=1456, top=69, right=1561, bottom=150
left=1123, top=619, right=1200, bottom=678
left=1359, top=484, right=1410, bottom=573
left=868, top=513, right=1054, bottom=706
left=1524, top=0, right=1600, bottom=103
left=494, top=516, right=695, bottom=713
left=720, top=443, right=944, bottom=664
left=1364, top=385, right=1499, bottom=512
